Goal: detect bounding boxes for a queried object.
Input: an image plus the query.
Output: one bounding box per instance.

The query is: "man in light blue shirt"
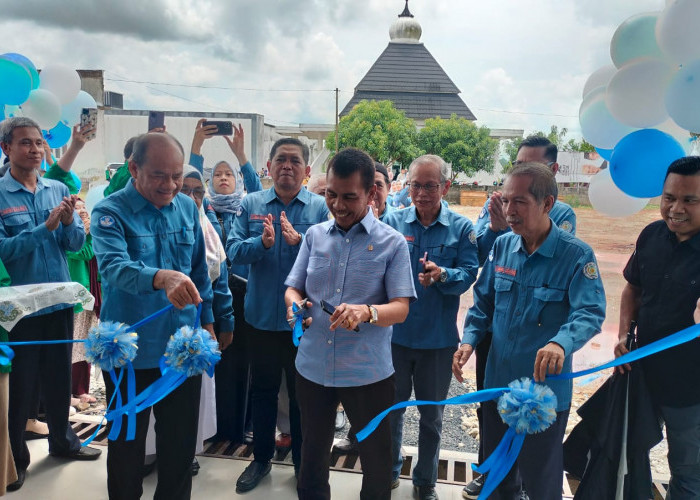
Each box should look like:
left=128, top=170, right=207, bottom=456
left=226, top=138, right=329, bottom=492
left=384, top=155, right=478, bottom=500
left=285, top=148, right=415, bottom=500
left=92, top=132, right=214, bottom=499
left=0, top=117, right=100, bottom=490
left=453, top=163, right=605, bottom=500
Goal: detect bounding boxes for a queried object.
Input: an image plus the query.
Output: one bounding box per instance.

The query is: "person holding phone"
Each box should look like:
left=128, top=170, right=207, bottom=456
left=284, top=148, right=416, bottom=500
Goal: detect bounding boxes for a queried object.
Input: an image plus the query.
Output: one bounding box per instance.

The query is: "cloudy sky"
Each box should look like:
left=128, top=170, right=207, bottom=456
left=0, top=0, right=667, bottom=136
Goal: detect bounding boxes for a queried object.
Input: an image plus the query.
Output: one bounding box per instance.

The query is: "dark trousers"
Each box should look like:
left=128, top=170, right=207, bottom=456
left=104, top=368, right=201, bottom=500
left=214, top=292, right=252, bottom=442
left=475, top=332, right=491, bottom=464
left=72, top=360, right=91, bottom=396
left=389, top=344, right=454, bottom=486
left=482, top=400, right=569, bottom=500
left=8, top=308, right=81, bottom=471
left=249, top=329, right=301, bottom=465
left=296, top=373, right=395, bottom=500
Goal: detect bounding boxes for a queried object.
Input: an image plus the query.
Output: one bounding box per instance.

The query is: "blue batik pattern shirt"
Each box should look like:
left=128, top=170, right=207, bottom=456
left=226, top=187, right=330, bottom=332
left=91, top=180, right=214, bottom=369
left=0, top=173, right=85, bottom=316
left=384, top=205, right=479, bottom=349
left=462, top=222, right=606, bottom=411
left=475, top=199, right=576, bottom=265
left=286, top=209, right=416, bottom=387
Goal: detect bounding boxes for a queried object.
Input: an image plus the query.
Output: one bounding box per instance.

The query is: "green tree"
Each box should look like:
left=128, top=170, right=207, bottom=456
left=417, top=114, right=497, bottom=182
left=503, top=126, right=595, bottom=166
left=326, top=100, right=420, bottom=166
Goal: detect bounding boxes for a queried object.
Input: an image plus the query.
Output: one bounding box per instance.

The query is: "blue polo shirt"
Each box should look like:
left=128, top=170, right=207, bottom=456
left=0, top=172, right=85, bottom=315
left=384, top=205, right=479, bottom=349
left=462, top=222, right=606, bottom=411
left=475, top=199, right=576, bottom=264
left=91, top=180, right=214, bottom=369
left=378, top=202, right=396, bottom=222
left=286, top=209, right=416, bottom=387
left=226, top=187, right=330, bottom=332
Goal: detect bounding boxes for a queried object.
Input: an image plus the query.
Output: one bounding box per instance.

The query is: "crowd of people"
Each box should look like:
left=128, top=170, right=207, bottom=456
left=0, top=114, right=698, bottom=500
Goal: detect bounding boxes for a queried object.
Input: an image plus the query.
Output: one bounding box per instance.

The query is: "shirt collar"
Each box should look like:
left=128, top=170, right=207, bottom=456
left=404, top=204, right=450, bottom=227
left=263, top=186, right=310, bottom=205
left=665, top=222, right=700, bottom=251
left=512, top=219, right=559, bottom=258
left=327, top=207, right=374, bottom=235
left=123, top=178, right=176, bottom=213
left=2, top=170, right=46, bottom=193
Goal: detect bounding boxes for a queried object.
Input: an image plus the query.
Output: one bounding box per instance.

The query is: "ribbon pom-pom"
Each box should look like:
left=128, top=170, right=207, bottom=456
left=164, top=326, right=221, bottom=377
left=497, top=378, right=557, bottom=434
left=85, top=321, right=138, bottom=372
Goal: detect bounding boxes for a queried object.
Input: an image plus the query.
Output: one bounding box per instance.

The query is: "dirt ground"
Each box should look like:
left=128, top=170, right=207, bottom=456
left=451, top=202, right=671, bottom=478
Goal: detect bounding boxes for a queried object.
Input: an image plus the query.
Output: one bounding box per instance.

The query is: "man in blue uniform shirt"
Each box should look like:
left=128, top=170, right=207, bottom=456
left=453, top=163, right=605, bottom=500
left=92, top=132, right=214, bottom=499
left=227, top=138, right=330, bottom=492
left=384, top=155, right=478, bottom=500
left=0, top=117, right=101, bottom=492
left=465, top=135, right=577, bottom=499
left=285, top=148, right=416, bottom=500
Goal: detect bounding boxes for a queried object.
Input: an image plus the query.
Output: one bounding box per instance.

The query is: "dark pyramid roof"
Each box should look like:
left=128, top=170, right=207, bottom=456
left=340, top=43, right=476, bottom=120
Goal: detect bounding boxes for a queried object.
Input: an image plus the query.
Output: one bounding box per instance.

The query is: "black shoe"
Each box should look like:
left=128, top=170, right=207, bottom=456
left=50, top=446, right=102, bottom=461
left=462, top=474, right=484, bottom=499
left=334, top=410, right=346, bottom=431
left=191, top=457, right=200, bottom=476
left=24, top=431, right=48, bottom=440
left=236, top=460, right=271, bottom=493
left=413, top=485, right=438, bottom=500
left=7, top=470, right=25, bottom=492
left=331, top=436, right=358, bottom=454
left=391, top=478, right=400, bottom=490
left=142, top=459, right=156, bottom=478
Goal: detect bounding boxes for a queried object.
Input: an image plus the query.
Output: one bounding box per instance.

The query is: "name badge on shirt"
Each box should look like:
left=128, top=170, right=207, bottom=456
left=495, top=265, right=517, bottom=277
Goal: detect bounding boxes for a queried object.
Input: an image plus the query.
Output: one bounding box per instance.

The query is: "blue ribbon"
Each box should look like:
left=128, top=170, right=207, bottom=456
left=291, top=302, right=304, bottom=347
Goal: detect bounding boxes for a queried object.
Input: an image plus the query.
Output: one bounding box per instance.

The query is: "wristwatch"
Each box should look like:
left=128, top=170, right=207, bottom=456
left=365, top=305, right=378, bottom=324
left=439, top=267, right=447, bottom=283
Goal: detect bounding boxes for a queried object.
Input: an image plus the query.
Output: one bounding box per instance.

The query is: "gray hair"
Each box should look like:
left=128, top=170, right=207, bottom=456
left=506, top=162, right=558, bottom=204
left=408, top=154, right=449, bottom=184
left=0, top=117, right=42, bottom=144
left=307, top=173, right=327, bottom=195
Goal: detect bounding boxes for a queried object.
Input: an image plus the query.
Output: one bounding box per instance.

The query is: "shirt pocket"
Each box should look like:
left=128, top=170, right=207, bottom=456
left=3, top=212, right=33, bottom=236
left=428, top=244, right=458, bottom=267
left=531, top=286, right=567, bottom=327
left=306, top=256, right=331, bottom=295
left=174, top=229, right=195, bottom=270
left=493, top=276, right=514, bottom=317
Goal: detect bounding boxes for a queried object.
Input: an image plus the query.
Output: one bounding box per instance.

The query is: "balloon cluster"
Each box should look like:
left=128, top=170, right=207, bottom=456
left=0, top=53, right=97, bottom=149
left=580, top=0, right=700, bottom=215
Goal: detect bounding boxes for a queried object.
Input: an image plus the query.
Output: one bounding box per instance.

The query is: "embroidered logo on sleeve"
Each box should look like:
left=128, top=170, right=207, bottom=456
left=98, top=215, right=115, bottom=227
left=235, top=207, right=243, bottom=217
left=488, top=250, right=494, bottom=262
left=468, top=230, right=477, bottom=245
left=559, top=221, right=573, bottom=233
left=479, top=207, right=487, bottom=219
left=583, top=262, right=599, bottom=280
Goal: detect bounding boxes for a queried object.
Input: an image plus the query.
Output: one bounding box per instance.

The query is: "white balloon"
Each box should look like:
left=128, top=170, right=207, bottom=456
left=60, top=90, right=97, bottom=127
left=656, top=0, right=700, bottom=64
left=582, top=65, right=617, bottom=99
left=610, top=12, right=665, bottom=68
left=588, top=168, right=650, bottom=217
left=20, top=89, right=61, bottom=129
left=39, top=64, right=81, bottom=105
left=665, top=59, right=700, bottom=133
left=85, top=183, right=108, bottom=215
left=579, top=87, right=637, bottom=149
left=657, top=118, right=693, bottom=153
left=606, top=57, right=673, bottom=128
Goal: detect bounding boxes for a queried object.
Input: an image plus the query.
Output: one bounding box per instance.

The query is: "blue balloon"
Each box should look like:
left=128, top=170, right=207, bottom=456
left=0, top=57, right=32, bottom=105
left=0, top=105, right=4, bottom=121
left=70, top=171, right=82, bottom=192
left=42, top=121, right=72, bottom=149
left=595, top=148, right=613, bottom=161
left=609, top=129, right=686, bottom=198
left=1, top=53, right=40, bottom=89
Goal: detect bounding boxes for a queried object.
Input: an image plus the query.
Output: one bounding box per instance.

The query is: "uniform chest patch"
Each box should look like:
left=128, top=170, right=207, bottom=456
left=495, top=265, right=517, bottom=276
left=99, top=215, right=115, bottom=227
left=583, top=262, right=599, bottom=280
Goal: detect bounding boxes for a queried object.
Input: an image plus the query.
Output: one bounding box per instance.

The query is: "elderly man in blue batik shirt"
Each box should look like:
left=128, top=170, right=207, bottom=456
left=383, top=155, right=479, bottom=500
left=452, top=163, right=605, bottom=500
left=226, top=138, right=330, bottom=492
left=92, top=132, right=214, bottom=500
left=0, top=117, right=101, bottom=492
left=285, top=148, right=416, bottom=500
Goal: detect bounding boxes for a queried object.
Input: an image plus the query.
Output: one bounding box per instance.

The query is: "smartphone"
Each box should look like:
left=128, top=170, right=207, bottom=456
left=80, top=108, right=97, bottom=140
left=148, top=111, right=165, bottom=131
left=321, top=300, right=360, bottom=332
left=203, top=120, right=233, bottom=136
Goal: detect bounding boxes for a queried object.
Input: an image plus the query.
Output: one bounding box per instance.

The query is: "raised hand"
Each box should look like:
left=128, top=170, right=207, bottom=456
left=280, top=211, right=301, bottom=246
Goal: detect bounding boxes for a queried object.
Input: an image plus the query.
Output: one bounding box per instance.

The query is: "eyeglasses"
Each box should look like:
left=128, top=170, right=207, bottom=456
left=181, top=187, right=205, bottom=198
left=408, top=182, right=442, bottom=193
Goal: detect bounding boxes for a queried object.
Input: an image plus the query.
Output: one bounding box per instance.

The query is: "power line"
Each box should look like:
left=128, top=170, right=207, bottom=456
left=105, top=76, right=341, bottom=93
left=472, top=107, right=577, bottom=118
